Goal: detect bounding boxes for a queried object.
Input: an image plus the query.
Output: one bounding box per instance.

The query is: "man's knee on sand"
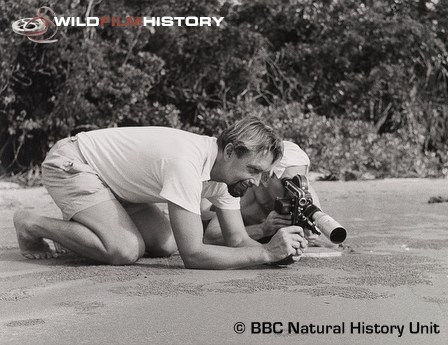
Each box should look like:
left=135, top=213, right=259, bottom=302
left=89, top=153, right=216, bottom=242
left=100, top=234, right=145, bottom=265
left=145, top=237, right=177, bottom=258
left=97, top=223, right=177, bottom=264
left=127, top=203, right=178, bottom=258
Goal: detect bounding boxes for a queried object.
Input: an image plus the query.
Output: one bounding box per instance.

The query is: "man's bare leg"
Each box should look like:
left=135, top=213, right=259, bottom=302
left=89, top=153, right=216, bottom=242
left=128, top=204, right=177, bottom=257
left=14, top=199, right=145, bottom=264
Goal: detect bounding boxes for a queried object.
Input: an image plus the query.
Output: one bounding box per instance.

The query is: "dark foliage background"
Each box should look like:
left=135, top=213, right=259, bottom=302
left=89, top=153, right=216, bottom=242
left=1, top=0, right=447, bottom=180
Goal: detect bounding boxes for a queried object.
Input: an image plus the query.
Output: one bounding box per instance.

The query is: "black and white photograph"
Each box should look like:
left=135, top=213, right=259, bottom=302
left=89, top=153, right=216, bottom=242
left=1, top=1, right=447, bottom=344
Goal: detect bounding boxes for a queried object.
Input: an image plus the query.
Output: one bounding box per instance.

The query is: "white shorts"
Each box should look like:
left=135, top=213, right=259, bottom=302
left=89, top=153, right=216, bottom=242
left=42, top=136, right=142, bottom=220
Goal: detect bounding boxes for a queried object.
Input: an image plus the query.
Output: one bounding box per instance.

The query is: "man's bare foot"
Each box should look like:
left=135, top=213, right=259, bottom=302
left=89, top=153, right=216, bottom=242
left=13, top=210, right=58, bottom=259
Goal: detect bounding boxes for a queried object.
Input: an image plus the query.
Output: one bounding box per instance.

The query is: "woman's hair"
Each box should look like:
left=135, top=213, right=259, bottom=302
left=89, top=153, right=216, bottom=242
left=217, top=116, right=283, bottom=163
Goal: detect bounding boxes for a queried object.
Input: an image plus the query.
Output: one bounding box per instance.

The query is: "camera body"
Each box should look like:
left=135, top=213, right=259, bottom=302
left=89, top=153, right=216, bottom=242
left=274, top=174, right=347, bottom=244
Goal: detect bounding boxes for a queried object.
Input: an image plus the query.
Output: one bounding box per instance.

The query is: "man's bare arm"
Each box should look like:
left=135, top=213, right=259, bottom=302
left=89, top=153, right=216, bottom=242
left=203, top=210, right=280, bottom=245
left=243, top=224, right=266, bottom=241
left=203, top=218, right=275, bottom=245
left=215, top=208, right=262, bottom=247
left=168, top=202, right=305, bottom=269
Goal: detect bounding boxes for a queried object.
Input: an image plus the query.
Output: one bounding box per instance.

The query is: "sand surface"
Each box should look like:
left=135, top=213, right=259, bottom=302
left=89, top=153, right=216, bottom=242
left=0, top=178, right=447, bottom=345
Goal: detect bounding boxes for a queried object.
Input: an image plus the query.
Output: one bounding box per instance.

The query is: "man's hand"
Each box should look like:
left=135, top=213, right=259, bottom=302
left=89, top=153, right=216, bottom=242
left=263, top=226, right=308, bottom=262
left=303, top=227, right=320, bottom=246
left=262, top=211, right=293, bottom=237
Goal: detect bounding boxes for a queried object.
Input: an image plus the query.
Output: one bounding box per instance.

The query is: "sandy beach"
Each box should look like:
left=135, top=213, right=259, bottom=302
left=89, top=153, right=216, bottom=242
left=0, top=178, right=447, bottom=345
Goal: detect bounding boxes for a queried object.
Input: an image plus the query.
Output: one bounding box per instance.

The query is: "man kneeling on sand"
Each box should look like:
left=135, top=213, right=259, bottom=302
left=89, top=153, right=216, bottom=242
left=14, top=117, right=308, bottom=269
left=202, top=141, right=332, bottom=249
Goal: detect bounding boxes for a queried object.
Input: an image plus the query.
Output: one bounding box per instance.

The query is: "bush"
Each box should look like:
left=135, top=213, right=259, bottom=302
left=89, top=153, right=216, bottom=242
left=198, top=101, right=445, bottom=178
left=1, top=0, right=447, bottom=178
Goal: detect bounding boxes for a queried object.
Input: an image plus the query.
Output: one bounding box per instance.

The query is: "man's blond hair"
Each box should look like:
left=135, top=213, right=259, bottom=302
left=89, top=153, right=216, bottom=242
left=217, top=116, right=283, bottom=164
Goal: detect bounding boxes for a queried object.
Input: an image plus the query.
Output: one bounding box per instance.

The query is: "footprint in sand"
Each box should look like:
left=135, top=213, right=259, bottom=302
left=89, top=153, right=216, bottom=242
left=5, top=318, right=45, bottom=327
left=54, top=300, right=106, bottom=314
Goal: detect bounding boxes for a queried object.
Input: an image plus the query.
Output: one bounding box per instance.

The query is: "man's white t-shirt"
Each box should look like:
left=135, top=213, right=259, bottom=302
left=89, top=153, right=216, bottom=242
left=76, top=127, right=240, bottom=215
